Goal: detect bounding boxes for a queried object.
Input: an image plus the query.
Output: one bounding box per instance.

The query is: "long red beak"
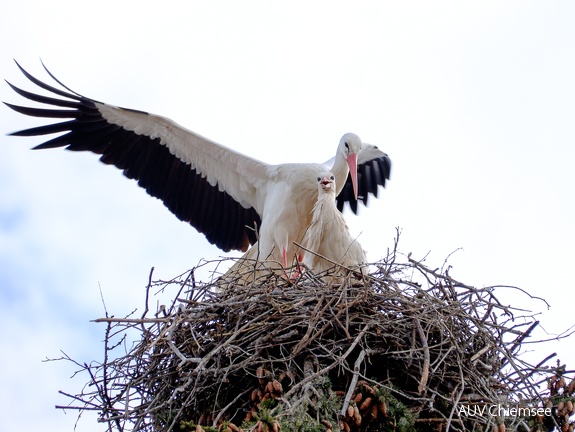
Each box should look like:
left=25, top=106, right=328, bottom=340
left=347, top=153, right=358, bottom=199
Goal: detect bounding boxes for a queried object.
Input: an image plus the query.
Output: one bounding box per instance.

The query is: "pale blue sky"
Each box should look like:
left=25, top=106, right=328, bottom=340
left=1, top=1, right=575, bottom=430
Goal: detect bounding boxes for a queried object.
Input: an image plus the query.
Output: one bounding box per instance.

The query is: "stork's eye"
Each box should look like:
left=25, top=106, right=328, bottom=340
left=344, top=142, right=349, bottom=150
left=317, top=177, right=321, bottom=181
left=330, top=175, right=334, bottom=180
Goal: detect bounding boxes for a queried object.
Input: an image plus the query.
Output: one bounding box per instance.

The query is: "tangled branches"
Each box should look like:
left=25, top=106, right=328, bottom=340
left=54, top=242, right=572, bottom=432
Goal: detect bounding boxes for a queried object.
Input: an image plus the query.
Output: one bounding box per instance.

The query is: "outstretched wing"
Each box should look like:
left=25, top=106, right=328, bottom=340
left=4, top=62, right=270, bottom=252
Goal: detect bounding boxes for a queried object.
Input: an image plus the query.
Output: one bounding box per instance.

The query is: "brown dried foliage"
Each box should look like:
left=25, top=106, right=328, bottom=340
left=53, top=237, right=572, bottom=432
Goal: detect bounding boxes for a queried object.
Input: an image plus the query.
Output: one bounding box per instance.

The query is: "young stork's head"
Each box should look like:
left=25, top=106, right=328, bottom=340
left=316, top=171, right=336, bottom=195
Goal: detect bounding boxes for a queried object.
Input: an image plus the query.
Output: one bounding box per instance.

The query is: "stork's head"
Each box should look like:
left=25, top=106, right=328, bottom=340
left=338, top=132, right=362, bottom=199
left=316, top=171, right=336, bottom=195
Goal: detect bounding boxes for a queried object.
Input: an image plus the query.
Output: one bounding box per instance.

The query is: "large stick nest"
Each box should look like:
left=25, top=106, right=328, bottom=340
left=57, top=238, right=574, bottom=432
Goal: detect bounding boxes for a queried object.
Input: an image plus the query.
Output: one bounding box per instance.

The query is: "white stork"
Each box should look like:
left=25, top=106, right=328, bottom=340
left=4, top=62, right=391, bottom=267
left=300, top=171, right=368, bottom=277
